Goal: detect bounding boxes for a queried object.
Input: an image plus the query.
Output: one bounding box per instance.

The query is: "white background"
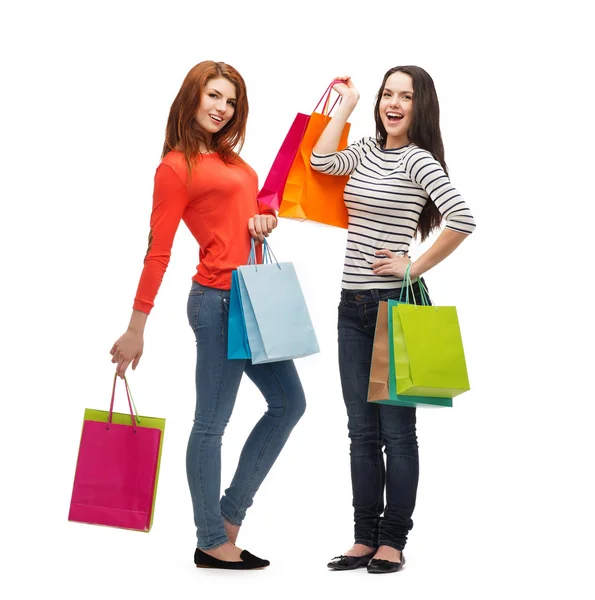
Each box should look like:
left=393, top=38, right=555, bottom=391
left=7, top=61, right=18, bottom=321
left=1, top=0, right=594, bottom=598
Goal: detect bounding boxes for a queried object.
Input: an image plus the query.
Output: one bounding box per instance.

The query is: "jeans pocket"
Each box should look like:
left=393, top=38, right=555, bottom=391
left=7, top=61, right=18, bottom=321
left=338, top=296, right=354, bottom=311
left=187, top=289, right=205, bottom=330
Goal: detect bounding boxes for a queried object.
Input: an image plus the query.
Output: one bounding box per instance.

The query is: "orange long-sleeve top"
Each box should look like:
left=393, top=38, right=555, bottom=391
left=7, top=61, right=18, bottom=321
left=133, top=150, right=275, bottom=314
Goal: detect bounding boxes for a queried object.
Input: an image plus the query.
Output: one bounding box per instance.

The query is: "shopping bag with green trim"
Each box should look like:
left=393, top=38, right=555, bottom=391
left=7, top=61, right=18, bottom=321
left=68, top=374, right=166, bottom=531
left=368, top=278, right=452, bottom=408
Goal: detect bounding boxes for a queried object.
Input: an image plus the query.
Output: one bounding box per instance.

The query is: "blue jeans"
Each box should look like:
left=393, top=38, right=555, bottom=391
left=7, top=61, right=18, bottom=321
left=337, top=281, right=427, bottom=551
left=186, top=281, right=306, bottom=550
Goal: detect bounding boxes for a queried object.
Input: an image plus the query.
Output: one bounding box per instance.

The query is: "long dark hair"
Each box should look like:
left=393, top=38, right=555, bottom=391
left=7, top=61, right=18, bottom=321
left=162, top=60, right=248, bottom=173
left=374, top=66, right=445, bottom=242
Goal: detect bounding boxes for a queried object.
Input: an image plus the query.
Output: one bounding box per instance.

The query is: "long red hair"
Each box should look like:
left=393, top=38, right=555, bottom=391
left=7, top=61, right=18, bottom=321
left=162, top=61, right=248, bottom=172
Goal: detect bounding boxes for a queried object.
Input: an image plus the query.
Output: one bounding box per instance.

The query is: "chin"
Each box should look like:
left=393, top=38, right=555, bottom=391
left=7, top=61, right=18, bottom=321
left=198, top=120, right=219, bottom=133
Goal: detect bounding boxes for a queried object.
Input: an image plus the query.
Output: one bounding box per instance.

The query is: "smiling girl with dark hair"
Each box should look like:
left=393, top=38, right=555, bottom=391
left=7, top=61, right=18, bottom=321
left=311, top=66, right=476, bottom=574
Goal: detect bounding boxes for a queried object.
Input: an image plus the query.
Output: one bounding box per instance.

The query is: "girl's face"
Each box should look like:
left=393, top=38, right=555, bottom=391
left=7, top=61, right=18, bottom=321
left=194, top=77, right=237, bottom=140
left=379, top=71, right=414, bottom=148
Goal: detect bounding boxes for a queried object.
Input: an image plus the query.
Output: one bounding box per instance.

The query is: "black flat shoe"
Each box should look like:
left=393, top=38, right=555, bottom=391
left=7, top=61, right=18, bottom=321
left=367, top=554, right=406, bottom=574
left=194, top=548, right=270, bottom=570
left=327, top=551, right=376, bottom=571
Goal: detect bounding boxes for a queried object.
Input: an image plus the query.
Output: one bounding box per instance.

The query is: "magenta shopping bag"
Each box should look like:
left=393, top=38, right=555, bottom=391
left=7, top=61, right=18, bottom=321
left=257, top=82, right=341, bottom=210
left=68, top=375, right=165, bottom=532
left=257, top=113, right=310, bottom=210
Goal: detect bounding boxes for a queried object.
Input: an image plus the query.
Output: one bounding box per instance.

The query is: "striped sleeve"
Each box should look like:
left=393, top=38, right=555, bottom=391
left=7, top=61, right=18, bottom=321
left=404, top=148, right=476, bottom=234
left=310, top=137, right=367, bottom=176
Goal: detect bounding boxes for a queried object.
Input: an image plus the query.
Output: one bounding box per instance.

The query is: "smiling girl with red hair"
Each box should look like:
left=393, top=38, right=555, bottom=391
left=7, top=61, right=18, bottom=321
left=110, top=60, right=306, bottom=570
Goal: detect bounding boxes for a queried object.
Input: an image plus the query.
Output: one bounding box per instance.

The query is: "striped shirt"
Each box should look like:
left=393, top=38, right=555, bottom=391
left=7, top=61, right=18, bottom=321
left=310, top=137, right=476, bottom=290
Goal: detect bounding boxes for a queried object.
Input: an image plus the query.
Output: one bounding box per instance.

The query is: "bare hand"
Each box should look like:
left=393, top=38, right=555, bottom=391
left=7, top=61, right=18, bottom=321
left=110, top=330, right=144, bottom=379
left=248, top=214, right=277, bottom=243
left=331, top=76, right=360, bottom=103
left=372, top=249, right=411, bottom=279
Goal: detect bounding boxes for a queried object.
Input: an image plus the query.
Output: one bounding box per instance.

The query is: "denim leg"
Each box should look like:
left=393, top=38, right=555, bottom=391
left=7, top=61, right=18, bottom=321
left=338, top=302, right=384, bottom=548
left=186, top=283, right=245, bottom=550
left=220, top=359, right=306, bottom=525
left=377, top=404, right=419, bottom=550
left=374, top=279, right=425, bottom=549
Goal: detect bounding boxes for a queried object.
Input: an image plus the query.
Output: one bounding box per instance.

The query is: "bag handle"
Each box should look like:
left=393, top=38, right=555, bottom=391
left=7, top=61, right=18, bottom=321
left=248, top=238, right=281, bottom=271
left=107, top=372, right=140, bottom=432
left=398, top=264, right=410, bottom=304
left=398, top=263, right=433, bottom=307
left=313, top=80, right=345, bottom=116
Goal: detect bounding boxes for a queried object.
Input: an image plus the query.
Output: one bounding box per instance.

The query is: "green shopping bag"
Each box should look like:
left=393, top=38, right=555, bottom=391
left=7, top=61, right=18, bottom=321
left=367, top=279, right=452, bottom=408
left=386, top=299, right=452, bottom=408
left=391, top=269, right=470, bottom=398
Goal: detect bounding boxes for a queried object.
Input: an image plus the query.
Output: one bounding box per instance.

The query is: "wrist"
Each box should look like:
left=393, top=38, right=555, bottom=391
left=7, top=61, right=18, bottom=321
left=344, top=89, right=360, bottom=102
left=128, top=309, right=148, bottom=335
left=341, top=95, right=359, bottom=112
left=409, top=262, right=423, bottom=279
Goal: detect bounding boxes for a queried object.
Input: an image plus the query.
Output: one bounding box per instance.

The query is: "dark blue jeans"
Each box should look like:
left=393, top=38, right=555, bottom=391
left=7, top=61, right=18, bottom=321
left=186, top=281, right=306, bottom=550
left=337, top=281, right=427, bottom=551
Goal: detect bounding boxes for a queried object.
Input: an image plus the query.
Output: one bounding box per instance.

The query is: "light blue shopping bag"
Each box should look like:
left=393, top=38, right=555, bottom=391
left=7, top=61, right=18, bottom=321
left=236, top=240, right=319, bottom=364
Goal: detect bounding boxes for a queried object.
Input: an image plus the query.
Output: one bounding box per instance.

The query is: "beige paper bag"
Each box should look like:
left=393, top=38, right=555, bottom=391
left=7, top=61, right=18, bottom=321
left=367, top=301, right=390, bottom=403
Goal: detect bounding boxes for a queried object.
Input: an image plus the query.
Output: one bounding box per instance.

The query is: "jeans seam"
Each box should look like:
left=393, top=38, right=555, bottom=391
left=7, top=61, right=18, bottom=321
left=195, top=298, right=226, bottom=547
left=375, top=408, right=384, bottom=529
left=220, top=295, right=228, bottom=338
left=230, top=363, right=287, bottom=521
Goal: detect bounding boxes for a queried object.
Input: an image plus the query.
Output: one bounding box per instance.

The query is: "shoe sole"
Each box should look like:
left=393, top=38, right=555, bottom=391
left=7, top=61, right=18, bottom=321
left=195, top=564, right=269, bottom=570
left=367, top=564, right=405, bottom=574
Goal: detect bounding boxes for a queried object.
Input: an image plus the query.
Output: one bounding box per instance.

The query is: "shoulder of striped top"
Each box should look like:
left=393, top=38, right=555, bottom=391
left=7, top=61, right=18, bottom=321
left=402, top=146, right=443, bottom=178
left=401, top=143, right=432, bottom=163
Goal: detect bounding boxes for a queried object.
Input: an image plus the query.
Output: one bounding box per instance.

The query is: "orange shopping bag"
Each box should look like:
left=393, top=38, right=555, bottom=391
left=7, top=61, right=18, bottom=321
left=278, top=82, right=350, bottom=229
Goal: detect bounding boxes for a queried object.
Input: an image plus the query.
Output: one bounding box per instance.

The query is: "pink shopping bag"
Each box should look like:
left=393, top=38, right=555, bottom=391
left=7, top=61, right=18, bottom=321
left=257, top=82, right=341, bottom=210
left=257, top=113, right=310, bottom=210
left=68, top=375, right=165, bottom=532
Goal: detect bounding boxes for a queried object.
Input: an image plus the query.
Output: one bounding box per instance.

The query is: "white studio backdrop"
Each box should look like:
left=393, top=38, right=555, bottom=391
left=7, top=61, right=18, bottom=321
left=1, top=1, right=594, bottom=598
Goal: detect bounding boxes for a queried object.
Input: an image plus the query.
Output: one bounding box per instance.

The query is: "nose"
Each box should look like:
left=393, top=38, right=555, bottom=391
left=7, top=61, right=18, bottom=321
left=389, top=96, right=401, bottom=109
left=215, top=99, right=227, bottom=113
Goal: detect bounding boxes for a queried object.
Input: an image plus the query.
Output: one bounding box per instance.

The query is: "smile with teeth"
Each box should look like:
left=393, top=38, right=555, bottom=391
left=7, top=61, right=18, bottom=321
left=209, top=114, right=224, bottom=124
left=386, top=112, right=404, bottom=123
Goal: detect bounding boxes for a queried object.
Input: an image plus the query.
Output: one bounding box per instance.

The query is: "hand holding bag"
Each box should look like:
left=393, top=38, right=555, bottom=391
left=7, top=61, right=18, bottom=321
left=235, top=239, right=320, bottom=364
left=278, top=81, right=350, bottom=228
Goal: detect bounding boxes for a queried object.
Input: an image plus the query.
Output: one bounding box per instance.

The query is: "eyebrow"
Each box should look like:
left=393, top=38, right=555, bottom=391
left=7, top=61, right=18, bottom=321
left=207, top=88, right=237, bottom=101
left=383, top=88, right=414, bottom=95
